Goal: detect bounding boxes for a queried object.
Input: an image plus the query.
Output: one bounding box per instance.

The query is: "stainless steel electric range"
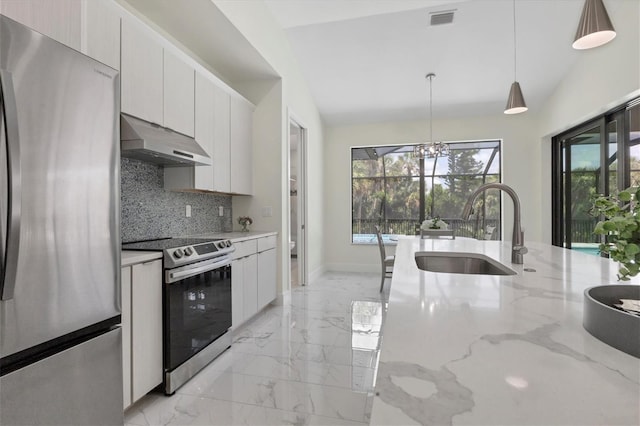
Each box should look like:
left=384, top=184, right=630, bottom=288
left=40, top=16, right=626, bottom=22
left=122, top=237, right=235, bottom=394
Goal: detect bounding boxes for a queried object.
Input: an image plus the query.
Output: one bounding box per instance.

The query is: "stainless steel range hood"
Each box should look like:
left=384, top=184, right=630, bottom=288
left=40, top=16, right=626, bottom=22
left=120, top=113, right=211, bottom=166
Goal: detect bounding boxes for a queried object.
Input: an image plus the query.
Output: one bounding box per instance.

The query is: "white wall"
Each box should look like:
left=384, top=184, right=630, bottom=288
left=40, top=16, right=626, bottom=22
left=324, top=114, right=540, bottom=272
left=537, top=0, right=640, bottom=243
left=538, top=0, right=640, bottom=139
left=325, top=0, right=640, bottom=272
left=214, top=0, right=326, bottom=287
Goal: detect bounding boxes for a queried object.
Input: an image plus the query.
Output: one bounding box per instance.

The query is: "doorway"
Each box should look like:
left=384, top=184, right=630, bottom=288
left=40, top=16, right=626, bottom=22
left=552, top=99, right=640, bottom=252
left=289, top=116, right=307, bottom=287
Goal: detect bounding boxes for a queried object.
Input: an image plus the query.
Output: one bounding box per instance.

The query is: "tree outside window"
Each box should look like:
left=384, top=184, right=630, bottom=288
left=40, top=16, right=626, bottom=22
left=351, top=140, right=501, bottom=242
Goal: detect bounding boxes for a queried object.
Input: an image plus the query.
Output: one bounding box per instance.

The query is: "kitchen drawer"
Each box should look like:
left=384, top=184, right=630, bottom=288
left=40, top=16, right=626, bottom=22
left=258, top=235, right=277, bottom=252
left=233, top=239, right=258, bottom=259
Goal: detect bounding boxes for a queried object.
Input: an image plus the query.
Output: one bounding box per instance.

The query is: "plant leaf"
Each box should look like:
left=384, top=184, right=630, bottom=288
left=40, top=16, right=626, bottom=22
left=625, top=244, right=640, bottom=256
left=619, top=191, right=632, bottom=202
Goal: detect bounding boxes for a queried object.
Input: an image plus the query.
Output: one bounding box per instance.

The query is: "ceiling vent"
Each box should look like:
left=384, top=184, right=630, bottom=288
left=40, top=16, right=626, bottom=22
left=430, top=10, right=455, bottom=26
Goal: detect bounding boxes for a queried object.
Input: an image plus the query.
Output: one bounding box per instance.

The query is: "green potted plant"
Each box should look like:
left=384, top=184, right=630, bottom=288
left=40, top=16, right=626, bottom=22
left=587, top=188, right=640, bottom=359
left=591, top=187, right=640, bottom=281
left=421, top=216, right=448, bottom=230
left=419, top=215, right=454, bottom=239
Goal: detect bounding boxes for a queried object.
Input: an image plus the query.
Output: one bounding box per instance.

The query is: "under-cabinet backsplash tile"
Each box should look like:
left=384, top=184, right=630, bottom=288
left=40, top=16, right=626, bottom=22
left=121, top=158, right=232, bottom=242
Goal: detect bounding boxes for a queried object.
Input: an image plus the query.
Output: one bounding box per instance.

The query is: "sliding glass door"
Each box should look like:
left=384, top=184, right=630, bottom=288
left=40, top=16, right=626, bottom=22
left=552, top=100, right=640, bottom=253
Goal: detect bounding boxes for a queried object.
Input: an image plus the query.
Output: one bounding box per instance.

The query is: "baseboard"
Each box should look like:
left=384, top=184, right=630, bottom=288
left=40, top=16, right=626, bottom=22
left=273, top=289, right=290, bottom=305
left=308, top=265, right=327, bottom=284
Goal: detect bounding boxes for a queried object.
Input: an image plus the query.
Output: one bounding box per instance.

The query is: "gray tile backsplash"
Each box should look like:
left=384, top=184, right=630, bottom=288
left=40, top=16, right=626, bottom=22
left=121, top=157, right=232, bottom=242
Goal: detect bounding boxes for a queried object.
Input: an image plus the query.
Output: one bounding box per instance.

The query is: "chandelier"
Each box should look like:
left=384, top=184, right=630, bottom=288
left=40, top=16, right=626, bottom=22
left=413, top=73, right=449, bottom=159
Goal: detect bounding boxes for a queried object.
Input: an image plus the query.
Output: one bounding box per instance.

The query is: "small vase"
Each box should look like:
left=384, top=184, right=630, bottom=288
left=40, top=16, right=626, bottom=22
left=241, top=223, right=249, bottom=232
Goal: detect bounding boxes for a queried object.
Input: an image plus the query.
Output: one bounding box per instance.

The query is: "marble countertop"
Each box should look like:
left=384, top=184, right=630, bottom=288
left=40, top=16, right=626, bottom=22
left=371, top=237, right=640, bottom=425
left=121, top=232, right=276, bottom=266
left=188, top=231, right=277, bottom=242
left=121, top=250, right=162, bottom=267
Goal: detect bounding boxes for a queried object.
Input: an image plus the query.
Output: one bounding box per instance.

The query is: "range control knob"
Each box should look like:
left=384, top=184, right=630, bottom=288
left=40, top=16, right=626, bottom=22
left=216, top=242, right=225, bottom=249
left=184, top=247, right=194, bottom=256
left=226, top=240, right=232, bottom=247
left=173, top=248, right=184, bottom=259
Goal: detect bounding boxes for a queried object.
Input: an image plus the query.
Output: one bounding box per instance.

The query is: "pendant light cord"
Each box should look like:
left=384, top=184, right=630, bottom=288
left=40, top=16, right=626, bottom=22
left=428, top=74, right=433, bottom=143
left=513, top=0, right=517, bottom=81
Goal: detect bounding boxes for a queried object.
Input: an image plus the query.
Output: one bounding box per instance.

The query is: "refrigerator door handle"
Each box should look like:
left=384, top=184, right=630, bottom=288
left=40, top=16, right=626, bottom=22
left=0, top=69, right=21, bottom=301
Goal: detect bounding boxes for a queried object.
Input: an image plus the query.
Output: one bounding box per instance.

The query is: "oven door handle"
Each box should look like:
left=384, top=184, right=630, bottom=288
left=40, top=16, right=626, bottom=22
left=166, top=256, right=231, bottom=284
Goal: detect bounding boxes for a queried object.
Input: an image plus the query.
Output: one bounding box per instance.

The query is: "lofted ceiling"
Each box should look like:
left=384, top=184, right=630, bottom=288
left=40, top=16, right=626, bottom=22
left=264, top=0, right=593, bottom=125
left=120, top=0, right=626, bottom=126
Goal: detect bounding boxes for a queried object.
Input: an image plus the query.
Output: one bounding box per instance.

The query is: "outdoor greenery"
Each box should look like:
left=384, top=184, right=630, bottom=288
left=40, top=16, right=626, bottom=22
left=553, top=104, right=640, bottom=249
left=351, top=141, right=501, bottom=239
left=564, top=162, right=640, bottom=245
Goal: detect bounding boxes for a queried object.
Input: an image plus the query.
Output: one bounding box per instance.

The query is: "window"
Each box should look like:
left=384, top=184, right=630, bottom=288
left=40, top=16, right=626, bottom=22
left=351, top=140, right=501, bottom=243
left=552, top=99, right=640, bottom=254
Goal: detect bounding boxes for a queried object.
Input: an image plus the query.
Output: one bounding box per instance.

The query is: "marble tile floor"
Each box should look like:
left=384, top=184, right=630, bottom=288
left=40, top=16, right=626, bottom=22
left=125, top=271, right=388, bottom=426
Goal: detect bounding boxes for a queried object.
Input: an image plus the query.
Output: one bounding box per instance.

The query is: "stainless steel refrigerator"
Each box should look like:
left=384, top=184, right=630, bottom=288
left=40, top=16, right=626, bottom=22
left=0, top=15, right=123, bottom=426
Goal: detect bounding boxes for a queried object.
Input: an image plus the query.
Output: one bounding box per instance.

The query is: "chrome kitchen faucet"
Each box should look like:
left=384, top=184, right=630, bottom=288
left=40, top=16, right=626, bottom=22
left=462, top=183, right=527, bottom=264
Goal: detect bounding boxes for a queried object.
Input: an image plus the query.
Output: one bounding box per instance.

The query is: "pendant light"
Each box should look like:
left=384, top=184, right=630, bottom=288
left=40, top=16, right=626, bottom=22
left=504, top=0, right=527, bottom=115
left=573, top=0, right=616, bottom=50
left=413, top=73, right=449, bottom=159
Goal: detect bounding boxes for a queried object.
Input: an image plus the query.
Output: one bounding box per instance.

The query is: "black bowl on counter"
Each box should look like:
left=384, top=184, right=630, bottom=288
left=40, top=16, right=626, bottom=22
left=583, top=285, right=640, bottom=358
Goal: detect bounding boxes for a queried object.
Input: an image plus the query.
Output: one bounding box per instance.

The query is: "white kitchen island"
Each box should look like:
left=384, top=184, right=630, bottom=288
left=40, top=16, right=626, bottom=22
left=371, top=237, right=639, bottom=425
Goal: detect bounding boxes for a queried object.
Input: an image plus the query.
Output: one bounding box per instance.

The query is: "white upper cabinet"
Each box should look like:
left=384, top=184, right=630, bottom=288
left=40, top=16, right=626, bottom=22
left=0, top=0, right=120, bottom=70
left=121, top=17, right=195, bottom=137
left=81, top=0, right=120, bottom=70
left=121, top=18, right=163, bottom=125
left=213, top=84, right=231, bottom=193
left=0, top=0, right=82, bottom=50
left=164, top=50, right=195, bottom=137
left=164, top=72, right=243, bottom=195
left=164, top=71, right=228, bottom=192
left=193, top=72, right=215, bottom=191
left=230, top=96, right=253, bottom=195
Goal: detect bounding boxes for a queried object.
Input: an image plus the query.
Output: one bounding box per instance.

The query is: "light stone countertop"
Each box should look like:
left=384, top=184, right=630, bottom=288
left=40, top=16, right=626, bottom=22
left=371, top=237, right=640, bottom=426
left=188, top=231, right=278, bottom=243
left=121, top=250, right=162, bottom=267
left=121, top=232, right=276, bottom=267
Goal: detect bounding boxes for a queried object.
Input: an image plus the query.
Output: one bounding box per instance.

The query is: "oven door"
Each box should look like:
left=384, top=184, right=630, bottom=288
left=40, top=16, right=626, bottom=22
left=164, top=256, right=232, bottom=372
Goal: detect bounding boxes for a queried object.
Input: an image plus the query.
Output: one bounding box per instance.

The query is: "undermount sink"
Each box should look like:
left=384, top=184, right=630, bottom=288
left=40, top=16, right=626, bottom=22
left=415, top=251, right=517, bottom=276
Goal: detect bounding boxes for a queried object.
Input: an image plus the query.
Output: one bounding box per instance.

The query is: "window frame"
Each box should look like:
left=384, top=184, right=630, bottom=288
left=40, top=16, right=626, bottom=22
left=350, top=139, right=502, bottom=244
left=551, top=98, right=640, bottom=249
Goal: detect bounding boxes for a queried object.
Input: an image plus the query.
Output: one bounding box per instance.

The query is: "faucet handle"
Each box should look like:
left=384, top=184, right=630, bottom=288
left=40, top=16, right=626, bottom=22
left=514, top=245, right=528, bottom=255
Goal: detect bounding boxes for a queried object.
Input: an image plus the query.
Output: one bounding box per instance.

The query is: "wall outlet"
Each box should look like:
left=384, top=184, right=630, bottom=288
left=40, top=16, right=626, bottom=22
left=219, top=206, right=224, bottom=216
left=186, top=204, right=191, bottom=218
left=261, top=206, right=273, bottom=217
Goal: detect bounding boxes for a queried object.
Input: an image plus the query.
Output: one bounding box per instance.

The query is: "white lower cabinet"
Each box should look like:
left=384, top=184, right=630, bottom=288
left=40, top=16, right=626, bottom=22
left=242, top=254, right=258, bottom=321
left=231, top=240, right=258, bottom=328
left=120, top=266, right=132, bottom=409
left=257, top=248, right=277, bottom=310
left=121, top=258, right=163, bottom=409
left=231, top=258, right=244, bottom=328
left=231, top=235, right=277, bottom=328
